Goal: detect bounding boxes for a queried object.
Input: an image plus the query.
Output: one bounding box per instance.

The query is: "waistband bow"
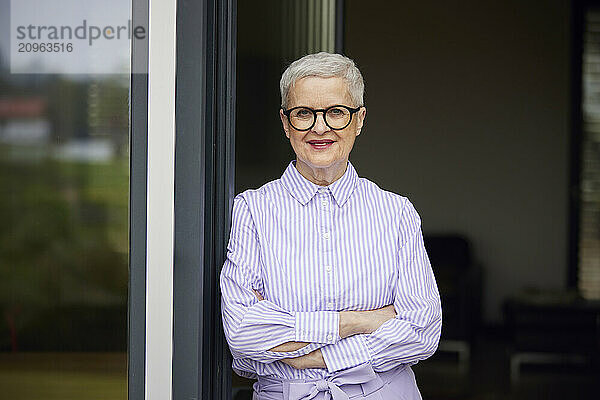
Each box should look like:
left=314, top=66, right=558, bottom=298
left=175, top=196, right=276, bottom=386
left=285, top=363, right=383, bottom=400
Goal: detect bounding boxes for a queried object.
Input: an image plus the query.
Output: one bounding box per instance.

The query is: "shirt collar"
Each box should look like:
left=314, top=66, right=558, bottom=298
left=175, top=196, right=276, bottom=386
left=280, top=160, right=359, bottom=207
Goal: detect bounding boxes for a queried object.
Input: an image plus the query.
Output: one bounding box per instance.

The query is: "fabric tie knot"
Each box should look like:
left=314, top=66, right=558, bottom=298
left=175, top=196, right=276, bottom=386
left=315, top=380, right=329, bottom=392
left=286, top=363, right=383, bottom=400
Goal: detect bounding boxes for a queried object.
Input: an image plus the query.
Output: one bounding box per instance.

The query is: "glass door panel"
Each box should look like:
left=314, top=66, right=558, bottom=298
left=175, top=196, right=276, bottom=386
left=0, top=1, right=131, bottom=398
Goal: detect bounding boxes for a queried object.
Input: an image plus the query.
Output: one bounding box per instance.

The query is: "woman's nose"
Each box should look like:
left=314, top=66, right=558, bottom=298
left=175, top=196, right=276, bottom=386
left=312, top=113, right=328, bottom=134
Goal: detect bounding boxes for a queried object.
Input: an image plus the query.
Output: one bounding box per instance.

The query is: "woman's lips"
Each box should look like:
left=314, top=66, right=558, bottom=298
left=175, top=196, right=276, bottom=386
left=307, top=140, right=334, bottom=150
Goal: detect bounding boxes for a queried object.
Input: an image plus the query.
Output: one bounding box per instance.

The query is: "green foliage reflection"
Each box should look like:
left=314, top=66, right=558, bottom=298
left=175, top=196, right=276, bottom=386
left=0, top=150, right=128, bottom=351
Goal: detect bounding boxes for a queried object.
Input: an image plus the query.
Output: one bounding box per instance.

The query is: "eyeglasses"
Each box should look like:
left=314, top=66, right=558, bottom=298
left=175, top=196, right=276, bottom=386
left=282, top=105, right=362, bottom=131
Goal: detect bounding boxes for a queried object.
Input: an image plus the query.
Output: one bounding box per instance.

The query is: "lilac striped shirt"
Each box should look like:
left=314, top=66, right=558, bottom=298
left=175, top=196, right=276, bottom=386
left=220, top=160, right=442, bottom=380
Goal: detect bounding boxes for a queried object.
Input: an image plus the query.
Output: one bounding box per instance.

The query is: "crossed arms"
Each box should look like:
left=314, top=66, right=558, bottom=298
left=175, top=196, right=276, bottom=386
left=220, top=196, right=442, bottom=374
left=253, top=289, right=397, bottom=369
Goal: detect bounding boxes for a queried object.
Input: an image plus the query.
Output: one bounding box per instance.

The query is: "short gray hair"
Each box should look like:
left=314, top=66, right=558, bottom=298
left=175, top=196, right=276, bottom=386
left=280, top=52, right=364, bottom=108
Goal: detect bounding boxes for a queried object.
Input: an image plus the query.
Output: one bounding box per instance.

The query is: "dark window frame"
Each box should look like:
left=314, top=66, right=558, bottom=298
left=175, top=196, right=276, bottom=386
left=128, top=0, right=149, bottom=398
left=173, top=1, right=236, bottom=400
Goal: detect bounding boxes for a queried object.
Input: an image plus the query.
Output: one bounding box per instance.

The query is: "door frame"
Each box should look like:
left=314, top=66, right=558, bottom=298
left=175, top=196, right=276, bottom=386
left=129, top=0, right=236, bottom=399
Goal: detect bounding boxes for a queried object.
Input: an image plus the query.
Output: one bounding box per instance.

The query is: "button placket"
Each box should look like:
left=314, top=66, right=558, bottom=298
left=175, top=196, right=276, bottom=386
left=327, top=192, right=341, bottom=315
left=318, top=190, right=336, bottom=311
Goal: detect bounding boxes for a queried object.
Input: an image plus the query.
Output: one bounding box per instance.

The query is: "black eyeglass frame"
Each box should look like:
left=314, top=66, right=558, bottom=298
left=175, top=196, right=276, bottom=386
left=282, top=105, right=363, bottom=131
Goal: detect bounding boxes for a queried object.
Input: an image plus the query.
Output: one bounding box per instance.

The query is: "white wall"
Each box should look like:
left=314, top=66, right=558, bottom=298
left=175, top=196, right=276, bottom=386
left=345, top=0, right=571, bottom=323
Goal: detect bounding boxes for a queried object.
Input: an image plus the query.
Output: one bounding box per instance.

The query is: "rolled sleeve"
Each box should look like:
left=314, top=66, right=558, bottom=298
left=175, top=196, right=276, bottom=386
left=295, top=311, right=340, bottom=344
left=320, top=334, right=371, bottom=373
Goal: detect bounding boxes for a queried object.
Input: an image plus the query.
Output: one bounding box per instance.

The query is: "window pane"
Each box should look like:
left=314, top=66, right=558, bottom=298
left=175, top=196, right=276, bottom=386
left=0, top=1, right=130, bottom=398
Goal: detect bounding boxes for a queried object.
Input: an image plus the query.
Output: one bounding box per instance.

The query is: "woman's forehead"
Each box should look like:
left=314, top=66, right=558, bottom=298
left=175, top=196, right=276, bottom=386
left=288, top=76, right=352, bottom=107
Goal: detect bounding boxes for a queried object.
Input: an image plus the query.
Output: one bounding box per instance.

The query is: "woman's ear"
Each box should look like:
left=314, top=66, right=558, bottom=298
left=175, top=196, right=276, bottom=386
left=280, top=109, right=291, bottom=139
left=356, top=107, right=367, bottom=136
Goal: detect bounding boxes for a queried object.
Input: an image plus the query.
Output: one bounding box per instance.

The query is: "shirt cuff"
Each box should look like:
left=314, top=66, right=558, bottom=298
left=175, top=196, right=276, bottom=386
left=320, top=334, right=372, bottom=373
left=295, top=311, right=339, bottom=344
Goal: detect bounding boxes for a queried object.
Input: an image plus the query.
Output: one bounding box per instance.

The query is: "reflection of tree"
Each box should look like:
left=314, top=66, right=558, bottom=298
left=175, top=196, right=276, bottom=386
left=0, top=72, right=130, bottom=351
left=0, top=151, right=128, bottom=351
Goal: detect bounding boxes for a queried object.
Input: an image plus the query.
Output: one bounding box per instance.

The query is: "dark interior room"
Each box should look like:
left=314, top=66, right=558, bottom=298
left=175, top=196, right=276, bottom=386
left=234, top=1, right=600, bottom=399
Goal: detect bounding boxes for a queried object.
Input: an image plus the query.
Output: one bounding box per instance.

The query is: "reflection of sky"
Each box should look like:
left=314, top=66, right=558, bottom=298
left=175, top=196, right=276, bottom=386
left=0, top=0, right=136, bottom=74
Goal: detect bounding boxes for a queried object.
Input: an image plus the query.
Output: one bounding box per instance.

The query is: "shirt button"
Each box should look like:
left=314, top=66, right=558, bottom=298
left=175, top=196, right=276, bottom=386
left=322, top=232, right=330, bottom=240
left=327, top=302, right=334, bottom=308
left=325, top=265, right=332, bottom=272
left=321, top=200, right=328, bottom=207
left=326, top=334, right=333, bottom=341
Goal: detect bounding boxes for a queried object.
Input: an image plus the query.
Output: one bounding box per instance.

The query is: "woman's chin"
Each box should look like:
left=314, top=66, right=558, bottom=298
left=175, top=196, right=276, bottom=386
left=300, top=155, right=333, bottom=166
left=303, top=159, right=347, bottom=174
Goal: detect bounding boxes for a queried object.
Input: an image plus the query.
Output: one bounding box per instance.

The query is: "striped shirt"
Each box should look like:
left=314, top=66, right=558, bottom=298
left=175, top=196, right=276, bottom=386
left=220, top=160, right=442, bottom=380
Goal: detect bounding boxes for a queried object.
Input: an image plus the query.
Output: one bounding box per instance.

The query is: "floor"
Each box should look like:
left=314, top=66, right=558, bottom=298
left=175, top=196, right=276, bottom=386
left=0, top=352, right=126, bottom=400
left=414, top=333, right=598, bottom=400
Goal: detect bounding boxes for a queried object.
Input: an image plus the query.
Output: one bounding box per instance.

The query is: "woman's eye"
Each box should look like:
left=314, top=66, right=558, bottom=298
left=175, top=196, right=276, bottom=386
left=295, top=109, right=312, bottom=118
left=328, top=108, right=344, bottom=117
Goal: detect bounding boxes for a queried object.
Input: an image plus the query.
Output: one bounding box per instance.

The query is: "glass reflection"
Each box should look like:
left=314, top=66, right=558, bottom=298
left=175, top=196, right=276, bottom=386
left=0, top=0, right=129, bottom=399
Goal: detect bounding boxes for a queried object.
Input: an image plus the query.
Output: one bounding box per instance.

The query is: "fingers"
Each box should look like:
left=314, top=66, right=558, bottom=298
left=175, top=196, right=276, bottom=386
left=252, top=289, right=265, bottom=301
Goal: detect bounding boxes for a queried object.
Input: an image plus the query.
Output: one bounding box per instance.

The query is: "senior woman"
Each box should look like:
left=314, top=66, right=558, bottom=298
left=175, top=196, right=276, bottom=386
left=220, top=52, right=442, bottom=400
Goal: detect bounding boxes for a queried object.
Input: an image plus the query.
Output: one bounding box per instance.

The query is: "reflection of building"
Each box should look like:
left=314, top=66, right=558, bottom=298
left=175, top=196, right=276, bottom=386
left=0, top=97, right=50, bottom=144
left=52, top=137, right=116, bottom=162
left=87, top=78, right=130, bottom=158
left=0, top=91, right=122, bottom=162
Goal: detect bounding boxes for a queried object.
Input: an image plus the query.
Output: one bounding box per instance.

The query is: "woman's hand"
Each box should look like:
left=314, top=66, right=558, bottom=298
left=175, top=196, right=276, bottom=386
left=253, top=288, right=395, bottom=350
left=281, top=349, right=326, bottom=369
left=339, top=304, right=396, bottom=338
left=363, top=304, right=397, bottom=333
left=252, top=289, right=264, bottom=301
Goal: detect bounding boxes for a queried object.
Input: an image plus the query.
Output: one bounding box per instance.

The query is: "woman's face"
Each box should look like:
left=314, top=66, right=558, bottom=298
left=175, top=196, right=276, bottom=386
left=280, top=76, right=366, bottom=174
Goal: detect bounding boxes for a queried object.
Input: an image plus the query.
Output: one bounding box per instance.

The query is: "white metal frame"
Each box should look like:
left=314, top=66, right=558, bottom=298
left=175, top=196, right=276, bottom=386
left=145, top=0, right=177, bottom=398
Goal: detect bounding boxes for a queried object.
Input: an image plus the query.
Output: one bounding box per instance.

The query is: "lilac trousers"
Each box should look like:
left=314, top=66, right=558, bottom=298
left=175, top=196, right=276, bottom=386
left=252, top=363, right=423, bottom=400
